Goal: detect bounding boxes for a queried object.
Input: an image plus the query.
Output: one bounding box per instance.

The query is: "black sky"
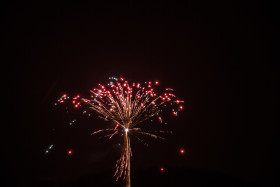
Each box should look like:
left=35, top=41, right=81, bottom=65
left=2, top=1, right=277, bottom=187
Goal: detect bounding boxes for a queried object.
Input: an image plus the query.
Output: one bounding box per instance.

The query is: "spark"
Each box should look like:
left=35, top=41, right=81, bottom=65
left=69, top=119, right=76, bottom=126
left=180, top=149, right=185, bottom=154
left=68, top=150, right=73, bottom=155
left=44, top=144, right=54, bottom=154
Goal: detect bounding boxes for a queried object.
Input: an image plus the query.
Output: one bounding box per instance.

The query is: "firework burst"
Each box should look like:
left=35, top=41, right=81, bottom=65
left=57, top=77, right=184, bottom=187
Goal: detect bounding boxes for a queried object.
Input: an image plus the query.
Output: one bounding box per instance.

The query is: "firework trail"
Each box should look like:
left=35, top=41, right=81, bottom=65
left=56, top=77, right=184, bottom=187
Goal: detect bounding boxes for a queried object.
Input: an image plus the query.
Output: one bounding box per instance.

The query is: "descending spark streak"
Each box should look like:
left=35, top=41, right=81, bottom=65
left=90, top=128, right=116, bottom=135
left=75, top=77, right=184, bottom=187
left=129, top=133, right=149, bottom=147
left=134, top=131, right=166, bottom=141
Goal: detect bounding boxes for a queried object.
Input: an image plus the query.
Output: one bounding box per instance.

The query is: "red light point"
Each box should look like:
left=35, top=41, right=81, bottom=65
left=160, top=167, right=164, bottom=172
left=155, top=81, right=159, bottom=85
left=68, top=150, right=72, bottom=155
left=180, top=149, right=185, bottom=154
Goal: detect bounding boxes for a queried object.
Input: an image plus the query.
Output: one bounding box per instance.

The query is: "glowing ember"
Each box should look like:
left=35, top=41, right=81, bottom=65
left=180, top=149, right=185, bottom=154
left=68, top=150, right=73, bottom=155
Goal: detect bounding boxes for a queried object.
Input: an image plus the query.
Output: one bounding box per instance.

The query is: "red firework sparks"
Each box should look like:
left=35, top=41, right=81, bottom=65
left=56, top=76, right=184, bottom=186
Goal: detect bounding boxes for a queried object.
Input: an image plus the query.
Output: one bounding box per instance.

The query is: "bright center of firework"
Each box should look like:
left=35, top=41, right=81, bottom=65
left=125, top=128, right=129, bottom=132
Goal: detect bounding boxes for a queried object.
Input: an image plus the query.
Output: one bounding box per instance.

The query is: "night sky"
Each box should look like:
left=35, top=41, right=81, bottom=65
left=2, top=1, right=277, bottom=187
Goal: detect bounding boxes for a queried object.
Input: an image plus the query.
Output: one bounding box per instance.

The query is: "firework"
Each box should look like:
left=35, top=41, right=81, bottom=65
left=57, top=77, right=184, bottom=187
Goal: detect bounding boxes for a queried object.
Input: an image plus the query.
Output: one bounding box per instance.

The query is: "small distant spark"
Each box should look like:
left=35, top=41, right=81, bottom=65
left=180, top=149, right=185, bottom=154
left=68, top=150, right=73, bottom=155
left=44, top=144, right=54, bottom=154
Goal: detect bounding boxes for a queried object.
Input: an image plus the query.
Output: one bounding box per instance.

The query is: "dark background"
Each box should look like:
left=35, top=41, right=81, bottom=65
left=2, top=1, right=277, bottom=186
